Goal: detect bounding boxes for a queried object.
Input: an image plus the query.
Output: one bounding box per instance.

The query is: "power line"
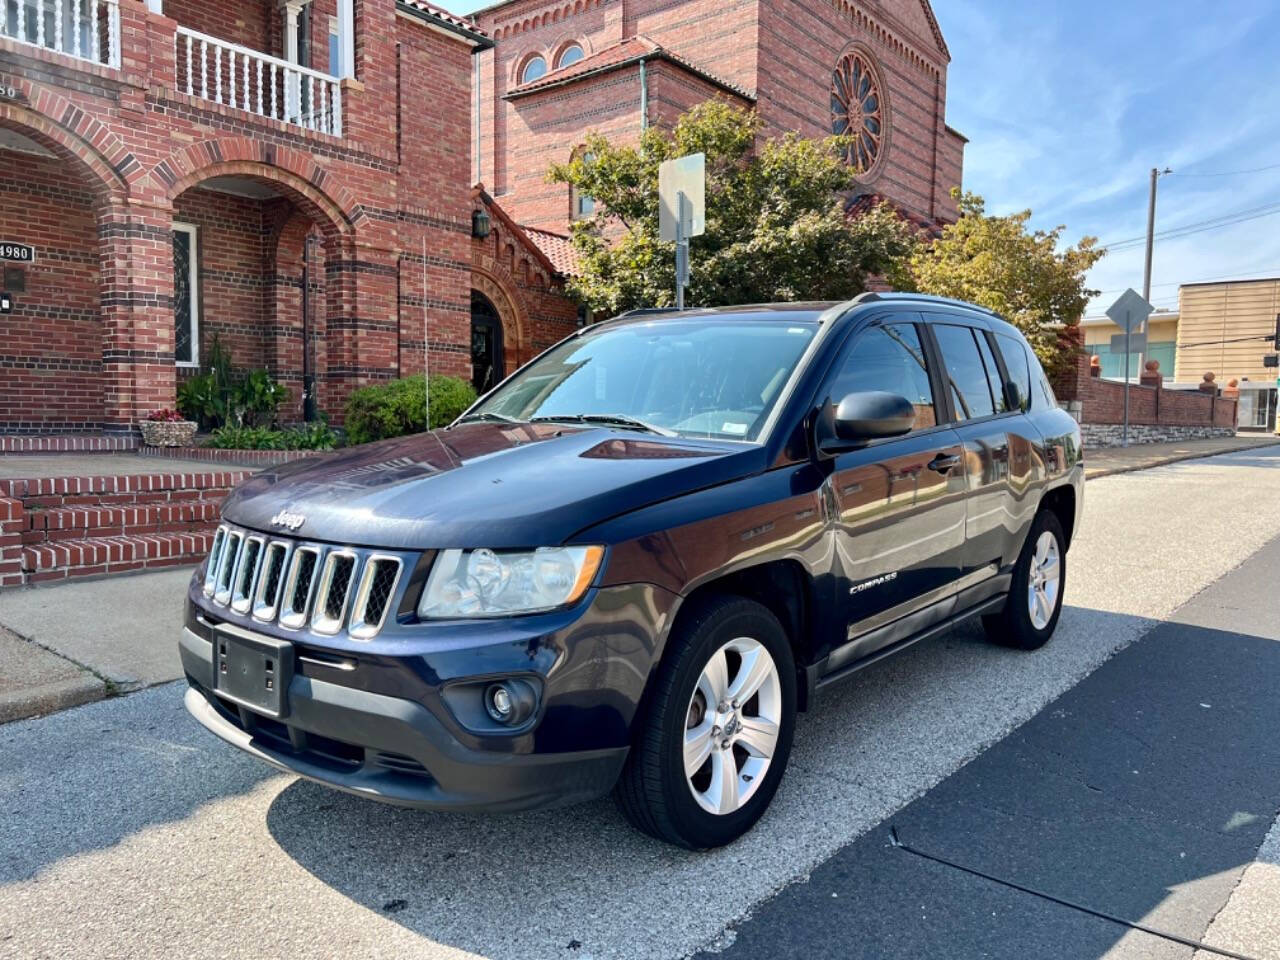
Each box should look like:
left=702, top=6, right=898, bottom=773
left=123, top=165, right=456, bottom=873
left=1095, top=267, right=1280, bottom=297
left=1098, top=200, right=1280, bottom=252
left=1168, top=161, right=1280, bottom=179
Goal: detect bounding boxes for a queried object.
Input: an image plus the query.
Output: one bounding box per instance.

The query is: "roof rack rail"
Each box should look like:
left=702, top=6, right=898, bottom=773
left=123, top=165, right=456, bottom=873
left=867, top=291, right=1003, bottom=318
left=611, top=307, right=681, bottom=319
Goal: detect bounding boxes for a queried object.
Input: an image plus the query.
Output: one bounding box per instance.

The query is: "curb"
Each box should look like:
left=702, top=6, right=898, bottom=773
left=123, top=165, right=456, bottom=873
left=1085, top=438, right=1280, bottom=480
left=0, top=674, right=106, bottom=724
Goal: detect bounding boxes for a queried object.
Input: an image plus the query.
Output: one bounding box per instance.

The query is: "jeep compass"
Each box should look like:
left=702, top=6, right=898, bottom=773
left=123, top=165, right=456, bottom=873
left=181, top=293, right=1083, bottom=849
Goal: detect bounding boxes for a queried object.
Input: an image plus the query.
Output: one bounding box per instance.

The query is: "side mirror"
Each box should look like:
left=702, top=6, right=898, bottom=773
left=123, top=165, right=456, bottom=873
left=817, top=391, right=916, bottom=456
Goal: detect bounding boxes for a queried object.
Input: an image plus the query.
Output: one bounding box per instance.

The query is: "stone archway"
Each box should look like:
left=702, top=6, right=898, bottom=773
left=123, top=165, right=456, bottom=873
left=0, top=106, right=130, bottom=432
left=470, top=266, right=528, bottom=377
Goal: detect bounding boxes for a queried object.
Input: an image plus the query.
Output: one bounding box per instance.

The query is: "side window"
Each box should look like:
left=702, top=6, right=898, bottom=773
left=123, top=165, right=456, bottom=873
left=932, top=324, right=996, bottom=420
left=828, top=322, right=938, bottom=432
left=995, top=332, right=1032, bottom=413
left=974, top=331, right=1011, bottom=414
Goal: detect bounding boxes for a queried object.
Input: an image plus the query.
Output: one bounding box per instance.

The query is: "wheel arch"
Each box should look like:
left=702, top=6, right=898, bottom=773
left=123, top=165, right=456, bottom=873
left=1040, top=483, right=1077, bottom=549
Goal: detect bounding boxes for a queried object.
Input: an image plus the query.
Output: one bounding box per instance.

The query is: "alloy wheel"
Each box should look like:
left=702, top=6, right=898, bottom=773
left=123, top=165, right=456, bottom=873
left=1027, top=531, right=1061, bottom=630
left=683, top=637, right=782, bottom=816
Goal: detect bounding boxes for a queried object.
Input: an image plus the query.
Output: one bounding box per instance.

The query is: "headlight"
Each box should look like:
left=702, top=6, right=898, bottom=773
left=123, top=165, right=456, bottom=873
left=418, top=546, right=605, bottom=619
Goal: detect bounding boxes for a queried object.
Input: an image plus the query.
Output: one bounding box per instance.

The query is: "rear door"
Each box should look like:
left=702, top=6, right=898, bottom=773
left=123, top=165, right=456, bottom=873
left=821, top=315, right=968, bottom=666
left=927, top=319, right=1037, bottom=593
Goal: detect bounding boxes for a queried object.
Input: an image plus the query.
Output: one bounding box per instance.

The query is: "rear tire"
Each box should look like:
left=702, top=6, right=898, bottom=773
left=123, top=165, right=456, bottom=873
left=615, top=595, right=796, bottom=849
left=983, top=509, right=1066, bottom=651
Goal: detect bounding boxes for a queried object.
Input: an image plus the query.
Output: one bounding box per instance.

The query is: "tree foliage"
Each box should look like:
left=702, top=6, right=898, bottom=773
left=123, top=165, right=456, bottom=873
left=907, top=190, right=1104, bottom=379
left=547, top=101, right=919, bottom=312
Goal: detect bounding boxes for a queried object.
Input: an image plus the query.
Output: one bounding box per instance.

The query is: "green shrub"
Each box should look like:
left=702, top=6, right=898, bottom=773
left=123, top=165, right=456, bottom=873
left=343, top=376, right=476, bottom=446
left=176, top=335, right=291, bottom=430
left=205, top=418, right=339, bottom=451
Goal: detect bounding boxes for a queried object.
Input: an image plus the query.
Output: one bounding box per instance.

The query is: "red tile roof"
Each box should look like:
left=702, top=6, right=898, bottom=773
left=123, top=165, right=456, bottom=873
left=523, top=227, right=580, bottom=277
left=506, top=35, right=753, bottom=102
left=846, top=192, right=943, bottom=237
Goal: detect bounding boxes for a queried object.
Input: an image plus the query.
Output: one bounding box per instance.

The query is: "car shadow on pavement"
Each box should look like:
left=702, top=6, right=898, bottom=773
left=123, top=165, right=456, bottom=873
left=263, top=602, right=1280, bottom=960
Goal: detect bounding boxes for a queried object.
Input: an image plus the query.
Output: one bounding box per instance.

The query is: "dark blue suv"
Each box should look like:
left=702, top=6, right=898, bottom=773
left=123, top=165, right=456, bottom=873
left=181, top=294, right=1083, bottom=848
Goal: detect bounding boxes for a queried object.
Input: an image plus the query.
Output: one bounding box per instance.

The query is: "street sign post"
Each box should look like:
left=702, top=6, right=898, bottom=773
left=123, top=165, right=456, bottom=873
left=659, top=153, right=705, bottom=309
left=1105, top=288, right=1155, bottom=447
left=1110, top=333, right=1148, bottom=355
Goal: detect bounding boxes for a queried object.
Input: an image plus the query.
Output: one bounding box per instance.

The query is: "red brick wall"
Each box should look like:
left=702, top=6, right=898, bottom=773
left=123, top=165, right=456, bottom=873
left=1070, top=377, right=1237, bottom=429
left=476, top=0, right=964, bottom=233
left=0, top=147, right=102, bottom=432
left=495, top=68, right=646, bottom=230
left=755, top=0, right=959, bottom=224
left=0, top=0, right=481, bottom=433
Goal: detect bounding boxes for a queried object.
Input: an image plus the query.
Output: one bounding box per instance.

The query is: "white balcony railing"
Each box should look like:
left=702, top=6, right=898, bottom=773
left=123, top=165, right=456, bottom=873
left=0, top=0, right=120, bottom=68
left=175, top=27, right=342, bottom=138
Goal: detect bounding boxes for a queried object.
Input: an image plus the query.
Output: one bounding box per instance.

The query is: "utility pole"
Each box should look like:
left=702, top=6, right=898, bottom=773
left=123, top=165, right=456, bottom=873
left=1140, top=167, right=1171, bottom=377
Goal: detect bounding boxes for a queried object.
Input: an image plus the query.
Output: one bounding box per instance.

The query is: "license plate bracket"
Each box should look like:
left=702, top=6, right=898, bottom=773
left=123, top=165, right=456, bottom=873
left=214, top=628, right=294, bottom=718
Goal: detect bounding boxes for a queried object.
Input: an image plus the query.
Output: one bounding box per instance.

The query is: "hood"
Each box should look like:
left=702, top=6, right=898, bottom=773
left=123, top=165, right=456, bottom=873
left=220, top=422, right=764, bottom=549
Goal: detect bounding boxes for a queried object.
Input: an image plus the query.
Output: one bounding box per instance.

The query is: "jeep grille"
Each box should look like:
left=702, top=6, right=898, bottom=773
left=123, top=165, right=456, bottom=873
left=202, top=524, right=404, bottom=640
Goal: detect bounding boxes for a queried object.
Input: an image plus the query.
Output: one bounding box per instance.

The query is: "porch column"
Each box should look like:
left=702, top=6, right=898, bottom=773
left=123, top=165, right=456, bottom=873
left=323, top=239, right=399, bottom=423
left=99, top=201, right=177, bottom=432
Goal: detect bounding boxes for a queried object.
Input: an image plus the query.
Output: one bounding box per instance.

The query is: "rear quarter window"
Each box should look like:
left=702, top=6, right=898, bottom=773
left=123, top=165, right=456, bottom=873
left=994, top=332, right=1033, bottom=413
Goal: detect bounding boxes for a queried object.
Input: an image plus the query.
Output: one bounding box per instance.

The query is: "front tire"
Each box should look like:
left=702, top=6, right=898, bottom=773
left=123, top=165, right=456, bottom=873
left=615, top=595, right=796, bottom=849
left=983, top=509, right=1066, bottom=650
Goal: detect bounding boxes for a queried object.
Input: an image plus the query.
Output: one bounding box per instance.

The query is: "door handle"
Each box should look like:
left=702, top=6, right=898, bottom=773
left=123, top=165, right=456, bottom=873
left=928, top=453, right=961, bottom=474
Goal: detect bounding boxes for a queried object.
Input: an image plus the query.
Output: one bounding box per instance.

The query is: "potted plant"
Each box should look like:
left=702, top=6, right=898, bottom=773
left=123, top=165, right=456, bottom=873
left=139, top=408, right=198, bottom=447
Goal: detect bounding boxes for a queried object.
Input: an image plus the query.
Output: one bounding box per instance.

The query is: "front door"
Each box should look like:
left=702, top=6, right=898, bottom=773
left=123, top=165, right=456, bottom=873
left=821, top=315, right=968, bottom=667
left=470, top=291, right=505, bottom=394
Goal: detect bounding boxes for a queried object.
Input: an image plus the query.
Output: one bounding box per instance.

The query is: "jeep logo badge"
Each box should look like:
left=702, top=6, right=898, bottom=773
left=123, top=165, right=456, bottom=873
left=270, top=510, right=306, bottom=531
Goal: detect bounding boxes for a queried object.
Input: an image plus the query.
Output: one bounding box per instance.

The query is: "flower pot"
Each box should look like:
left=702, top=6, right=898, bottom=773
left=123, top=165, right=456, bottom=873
left=140, top=419, right=198, bottom=447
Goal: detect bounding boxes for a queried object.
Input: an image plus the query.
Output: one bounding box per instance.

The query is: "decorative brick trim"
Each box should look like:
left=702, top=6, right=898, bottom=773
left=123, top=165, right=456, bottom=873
left=0, top=435, right=141, bottom=454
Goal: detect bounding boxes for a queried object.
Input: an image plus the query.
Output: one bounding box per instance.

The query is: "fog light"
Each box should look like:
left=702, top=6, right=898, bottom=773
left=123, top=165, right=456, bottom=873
left=486, top=683, right=513, bottom=722
left=482, top=679, right=537, bottom=726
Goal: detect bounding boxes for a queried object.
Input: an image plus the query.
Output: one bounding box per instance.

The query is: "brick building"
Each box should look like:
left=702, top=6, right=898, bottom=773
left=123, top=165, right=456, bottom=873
left=0, top=0, right=578, bottom=436
left=0, top=0, right=963, bottom=439
left=470, top=0, right=966, bottom=236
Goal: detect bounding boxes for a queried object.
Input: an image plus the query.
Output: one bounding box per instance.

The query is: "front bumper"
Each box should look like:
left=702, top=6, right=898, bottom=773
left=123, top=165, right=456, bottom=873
left=181, top=626, right=629, bottom=812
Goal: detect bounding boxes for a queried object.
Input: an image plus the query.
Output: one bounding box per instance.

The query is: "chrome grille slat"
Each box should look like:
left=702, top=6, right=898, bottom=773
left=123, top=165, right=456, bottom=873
left=213, top=531, right=243, bottom=606
left=252, top=541, right=291, bottom=622
left=349, top=556, right=402, bottom=640
left=312, top=551, right=358, bottom=635
left=203, top=526, right=228, bottom=597
left=280, top=547, right=321, bottom=630
left=230, top=536, right=264, bottom=614
left=198, top=526, right=405, bottom=638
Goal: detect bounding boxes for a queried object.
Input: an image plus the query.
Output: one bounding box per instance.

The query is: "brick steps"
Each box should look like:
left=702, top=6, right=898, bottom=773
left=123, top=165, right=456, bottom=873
left=21, top=531, right=218, bottom=584
left=23, top=502, right=223, bottom=543
left=1, top=469, right=253, bottom=589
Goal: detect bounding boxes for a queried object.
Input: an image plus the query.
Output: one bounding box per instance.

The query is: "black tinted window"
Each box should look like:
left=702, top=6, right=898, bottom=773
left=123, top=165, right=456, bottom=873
left=829, top=323, right=937, bottom=431
left=933, top=324, right=995, bottom=420
left=995, top=332, right=1032, bottom=413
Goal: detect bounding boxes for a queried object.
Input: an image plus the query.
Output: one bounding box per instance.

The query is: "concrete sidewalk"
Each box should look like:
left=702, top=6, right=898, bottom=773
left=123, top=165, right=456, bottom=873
left=0, top=625, right=105, bottom=723
left=0, top=567, right=192, bottom=723
left=1085, top=433, right=1279, bottom=478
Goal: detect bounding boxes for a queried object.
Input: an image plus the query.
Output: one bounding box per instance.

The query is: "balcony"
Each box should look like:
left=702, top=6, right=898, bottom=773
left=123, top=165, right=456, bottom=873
left=174, top=25, right=342, bottom=138
left=0, top=0, right=121, bottom=69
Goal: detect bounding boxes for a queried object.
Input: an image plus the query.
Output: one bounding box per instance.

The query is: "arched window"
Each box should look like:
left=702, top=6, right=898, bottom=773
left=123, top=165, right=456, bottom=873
left=521, top=55, right=548, bottom=84
left=557, top=43, right=585, bottom=68
left=570, top=148, right=596, bottom=220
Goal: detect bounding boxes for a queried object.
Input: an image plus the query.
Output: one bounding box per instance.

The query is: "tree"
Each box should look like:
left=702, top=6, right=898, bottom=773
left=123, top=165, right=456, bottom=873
left=907, top=190, right=1104, bottom=379
left=547, top=101, right=920, bottom=313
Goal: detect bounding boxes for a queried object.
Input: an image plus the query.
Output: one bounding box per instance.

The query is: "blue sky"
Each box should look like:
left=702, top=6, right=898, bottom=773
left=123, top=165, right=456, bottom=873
left=443, top=0, right=1280, bottom=316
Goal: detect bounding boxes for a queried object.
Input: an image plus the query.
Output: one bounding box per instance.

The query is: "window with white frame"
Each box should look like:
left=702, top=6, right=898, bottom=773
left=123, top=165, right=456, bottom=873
left=172, top=224, right=200, bottom=367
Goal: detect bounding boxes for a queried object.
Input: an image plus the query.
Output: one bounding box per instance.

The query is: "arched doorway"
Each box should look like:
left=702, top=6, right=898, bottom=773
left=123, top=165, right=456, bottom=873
left=471, top=291, right=505, bottom=394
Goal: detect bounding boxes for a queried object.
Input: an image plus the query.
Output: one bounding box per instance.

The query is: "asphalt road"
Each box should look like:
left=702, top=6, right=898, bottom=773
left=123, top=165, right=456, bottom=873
left=3, top=446, right=1280, bottom=960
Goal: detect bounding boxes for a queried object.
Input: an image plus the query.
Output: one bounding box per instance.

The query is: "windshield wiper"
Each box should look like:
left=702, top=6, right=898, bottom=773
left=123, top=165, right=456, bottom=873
left=532, top=413, right=677, bottom=437
left=457, top=411, right=525, bottom=425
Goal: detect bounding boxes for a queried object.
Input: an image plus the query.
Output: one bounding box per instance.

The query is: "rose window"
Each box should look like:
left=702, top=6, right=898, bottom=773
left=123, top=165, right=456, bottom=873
left=831, top=51, right=885, bottom=174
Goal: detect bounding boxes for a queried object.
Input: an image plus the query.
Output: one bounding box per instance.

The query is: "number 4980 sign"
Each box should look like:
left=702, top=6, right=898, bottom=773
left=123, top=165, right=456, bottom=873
left=0, top=242, right=35, bottom=263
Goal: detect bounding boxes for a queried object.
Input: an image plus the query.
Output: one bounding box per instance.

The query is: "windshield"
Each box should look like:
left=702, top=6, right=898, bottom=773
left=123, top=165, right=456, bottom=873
left=466, top=319, right=819, bottom=442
